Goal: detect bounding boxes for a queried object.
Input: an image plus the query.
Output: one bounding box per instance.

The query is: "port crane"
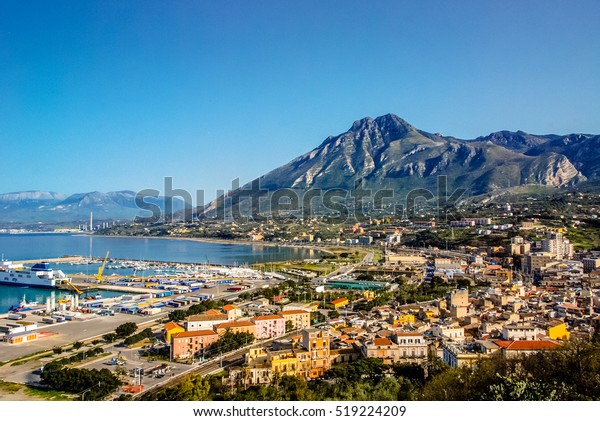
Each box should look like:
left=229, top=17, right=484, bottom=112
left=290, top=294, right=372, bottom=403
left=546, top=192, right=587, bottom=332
left=64, top=279, right=83, bottom=295
left=96, top=251, right=110, bottom=282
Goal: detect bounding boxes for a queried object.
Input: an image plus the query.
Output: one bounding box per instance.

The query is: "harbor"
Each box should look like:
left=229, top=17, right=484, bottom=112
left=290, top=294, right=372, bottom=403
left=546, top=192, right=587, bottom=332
left=0, top=254, right=281, bottom=361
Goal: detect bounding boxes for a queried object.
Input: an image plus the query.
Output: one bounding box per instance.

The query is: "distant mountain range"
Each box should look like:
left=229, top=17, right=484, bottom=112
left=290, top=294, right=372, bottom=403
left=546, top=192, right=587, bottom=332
left=4, top=114, right=600, bottom=226
left=205, top=113, right=599, bottom=216
left=0, top=190, right=184, bottom=227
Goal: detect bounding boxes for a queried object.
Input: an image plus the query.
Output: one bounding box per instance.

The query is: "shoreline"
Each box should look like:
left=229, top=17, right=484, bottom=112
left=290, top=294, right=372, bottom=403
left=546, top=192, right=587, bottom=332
left=91, top=233, right=334, bottom=256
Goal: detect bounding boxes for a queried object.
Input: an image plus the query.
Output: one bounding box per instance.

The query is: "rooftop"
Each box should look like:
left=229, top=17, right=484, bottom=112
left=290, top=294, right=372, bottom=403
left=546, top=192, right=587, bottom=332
left=172, top=330, right=218, bottom=339
left=493, top=340, right=559, bottom=350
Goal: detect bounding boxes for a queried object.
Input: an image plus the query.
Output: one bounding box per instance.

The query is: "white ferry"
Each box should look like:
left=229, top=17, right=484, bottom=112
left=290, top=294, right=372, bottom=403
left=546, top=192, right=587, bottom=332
left=0, top=261, right=68, bottom=288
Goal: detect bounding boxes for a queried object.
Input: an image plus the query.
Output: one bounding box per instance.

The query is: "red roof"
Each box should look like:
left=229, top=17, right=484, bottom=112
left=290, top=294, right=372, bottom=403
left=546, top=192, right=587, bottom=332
left=373, top=338, right=392, bottom=346
left=187, top=314, right=228, bottom=322
left=395, top=332, right=423, bottom=337
left=493, top=340, right=559, bottom=350
left=214, top=321, right=255, bottom=329
left=331, top=298, right=348, bottom=305
left=163, top=321, right=183, bottom=331
left=172, top=330, right=218, bottom=339
left=223, top=304, right=238, bottom=312
left=251, top=315, right=284, bottom=321
left=205, top=309, right=223, bottom=316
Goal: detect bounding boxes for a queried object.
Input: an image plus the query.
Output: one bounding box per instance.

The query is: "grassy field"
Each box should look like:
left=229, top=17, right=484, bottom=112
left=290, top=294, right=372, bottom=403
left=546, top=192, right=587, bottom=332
left=567, top=227, right=600, bottom=250
left=0, top=381, right=74, bottom=401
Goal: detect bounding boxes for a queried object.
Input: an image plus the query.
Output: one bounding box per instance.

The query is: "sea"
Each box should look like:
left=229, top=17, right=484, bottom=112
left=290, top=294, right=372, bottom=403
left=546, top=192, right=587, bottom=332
left=0, top=233, right=319, bottom=310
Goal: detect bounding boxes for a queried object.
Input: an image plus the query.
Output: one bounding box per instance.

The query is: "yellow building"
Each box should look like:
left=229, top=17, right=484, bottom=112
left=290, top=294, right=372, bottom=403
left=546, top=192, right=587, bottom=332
left=163, top=321, right=185, bottom=343
left=269, top=351, right=299, bottom=375
left=278, top=310, right=311, bottom=331
left=331, top=297, right=349, bottom=309
left=546, top=321, right=570, bottom=340
left=363, top=290, right=375, bottom=301
left=393, top=312, right=416, bottom=326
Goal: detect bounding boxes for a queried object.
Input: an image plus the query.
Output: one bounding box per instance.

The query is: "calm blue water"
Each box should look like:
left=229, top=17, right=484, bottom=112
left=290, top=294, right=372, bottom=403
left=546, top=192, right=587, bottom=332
left=0, top=233, right=318, bottom=264
left=0, top=233, right=319, bottom=311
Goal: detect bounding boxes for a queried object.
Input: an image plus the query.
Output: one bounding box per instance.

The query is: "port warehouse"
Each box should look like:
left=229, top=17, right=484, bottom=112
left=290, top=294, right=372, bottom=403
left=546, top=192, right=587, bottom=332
left=0, top=278, right=253, bottom=343
left=78, top=278, right=250, bottom=313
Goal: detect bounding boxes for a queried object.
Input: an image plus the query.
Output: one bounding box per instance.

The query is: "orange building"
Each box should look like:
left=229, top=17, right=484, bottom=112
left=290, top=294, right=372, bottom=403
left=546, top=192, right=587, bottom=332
left=170, top=330, right=219, bottom=361
left=302, top=328, right=331, bottom=378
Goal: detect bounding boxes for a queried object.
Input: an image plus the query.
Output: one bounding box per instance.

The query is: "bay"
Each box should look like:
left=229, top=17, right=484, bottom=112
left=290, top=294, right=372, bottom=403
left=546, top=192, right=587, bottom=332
left=0, top=233, right=319, bottom=311
left=0, top=233, right=318, bottom=265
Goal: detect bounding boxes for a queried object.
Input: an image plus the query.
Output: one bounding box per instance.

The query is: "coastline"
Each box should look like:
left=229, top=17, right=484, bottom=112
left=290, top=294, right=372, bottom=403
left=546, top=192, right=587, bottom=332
left=91, top=234, right=334, bottom=256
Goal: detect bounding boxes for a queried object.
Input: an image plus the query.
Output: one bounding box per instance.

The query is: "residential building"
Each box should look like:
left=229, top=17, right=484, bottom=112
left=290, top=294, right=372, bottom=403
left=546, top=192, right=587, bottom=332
left=493, top=340, right=559, bottom=357
left=185, top=314, right=229, bottom=331
left=223, top=304, right=242, bottom=320
left=432, top=323, right=465, bottom=341
left=521, top=253, right=557, bottom=274
left=542, top=231, right=574, bottom=260
left=501, top=323, right=544, bottom=341
left=393, top=332, right=428, bottom=362
left=170, top=330, right=219, bottom=361
left=583, top=258, right=600, bottom=274
left=302, top=328, right=331, bottom=378
left=251, top=315, right=286, bottom=339
left=162, top=321, right=185, bottom=343
left=361, top=337, right=401, bottom=364
left=545, top=321, right=570, bottom=340
left=442, top=342, right=482, bottom=368
left=278, top=310, right=311, bottom=331
left=213, top=320, right=256, bottom=337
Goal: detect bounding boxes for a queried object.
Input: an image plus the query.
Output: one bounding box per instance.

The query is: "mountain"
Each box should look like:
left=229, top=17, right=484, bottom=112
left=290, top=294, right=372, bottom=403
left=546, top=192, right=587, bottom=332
left=0, top=190, right=186, bottom=227
left=205, top=113, right=597, bottom=217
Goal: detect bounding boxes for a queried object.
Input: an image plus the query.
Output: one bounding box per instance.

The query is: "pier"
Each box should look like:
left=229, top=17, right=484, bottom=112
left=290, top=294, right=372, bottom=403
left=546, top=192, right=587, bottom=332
left=15, top=254, right=240, bottom=268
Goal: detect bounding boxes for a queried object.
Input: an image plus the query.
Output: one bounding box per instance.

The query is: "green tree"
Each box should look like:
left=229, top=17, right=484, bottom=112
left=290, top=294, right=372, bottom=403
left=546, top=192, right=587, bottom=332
left=115, top=322, right=137, bottom=338
left=327, top=310, right=340, bottom=319
left=285, top=320, right=294, bottom=333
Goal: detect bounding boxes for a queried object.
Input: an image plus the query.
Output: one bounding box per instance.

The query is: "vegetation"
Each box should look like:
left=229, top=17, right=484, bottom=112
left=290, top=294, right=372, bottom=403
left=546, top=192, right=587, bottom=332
left=124, top=328, right=154, bottom=346
left=49, top=346, right=106, bottom=367
left=0, top=381, right=73, bottom=401
left=205, top=330, right=255, bottom=358
left=40, top=347, right=121, bottom=400
left=115, top=322, right=138, bottom=338
left=141, top=339, right=600, bottom=401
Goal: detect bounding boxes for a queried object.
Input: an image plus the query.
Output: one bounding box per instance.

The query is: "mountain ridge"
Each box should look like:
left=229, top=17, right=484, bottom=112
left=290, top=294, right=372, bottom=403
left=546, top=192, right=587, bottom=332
left=204, top=113, right=597, bottom=217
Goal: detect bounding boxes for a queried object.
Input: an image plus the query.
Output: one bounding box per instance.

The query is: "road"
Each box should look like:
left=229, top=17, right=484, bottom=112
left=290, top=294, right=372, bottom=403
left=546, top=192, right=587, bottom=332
left=132, top=331, right=301, bottom=400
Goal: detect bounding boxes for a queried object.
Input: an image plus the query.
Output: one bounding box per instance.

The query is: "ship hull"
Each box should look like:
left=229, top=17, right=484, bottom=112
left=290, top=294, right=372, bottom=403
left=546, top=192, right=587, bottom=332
left=0, top=279, right=56, bottom=288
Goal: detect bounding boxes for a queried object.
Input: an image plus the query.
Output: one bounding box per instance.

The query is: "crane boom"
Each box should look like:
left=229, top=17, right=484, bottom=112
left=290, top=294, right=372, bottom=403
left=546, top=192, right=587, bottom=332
left=65, top=280, right=83, bottom=295
left=96, top=251, right=110, bottom=281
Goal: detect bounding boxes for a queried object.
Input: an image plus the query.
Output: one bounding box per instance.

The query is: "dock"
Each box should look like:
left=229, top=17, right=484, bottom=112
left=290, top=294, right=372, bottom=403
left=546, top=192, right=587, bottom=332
left=13, top=256, right=89, bottom=265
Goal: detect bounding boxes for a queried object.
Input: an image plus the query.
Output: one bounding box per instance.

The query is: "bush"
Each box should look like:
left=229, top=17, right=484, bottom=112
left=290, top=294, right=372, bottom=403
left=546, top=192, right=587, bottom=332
left=115, top=322, right=137, bottom=338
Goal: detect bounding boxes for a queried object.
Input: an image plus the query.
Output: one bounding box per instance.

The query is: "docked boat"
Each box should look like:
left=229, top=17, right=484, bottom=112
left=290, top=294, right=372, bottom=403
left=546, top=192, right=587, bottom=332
left=0, top=261, right=68, bottom=288
left=8, top=294, right=43, bottom=312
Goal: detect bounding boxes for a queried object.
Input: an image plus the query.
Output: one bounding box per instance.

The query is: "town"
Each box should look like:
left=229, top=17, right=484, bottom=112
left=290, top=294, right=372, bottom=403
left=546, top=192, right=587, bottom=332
left=3, top=190, right=598, bottom=401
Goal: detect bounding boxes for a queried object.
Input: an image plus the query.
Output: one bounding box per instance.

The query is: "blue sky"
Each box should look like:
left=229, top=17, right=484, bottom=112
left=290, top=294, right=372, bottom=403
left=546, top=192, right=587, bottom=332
left=1, top=1, right=599, bottom=199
